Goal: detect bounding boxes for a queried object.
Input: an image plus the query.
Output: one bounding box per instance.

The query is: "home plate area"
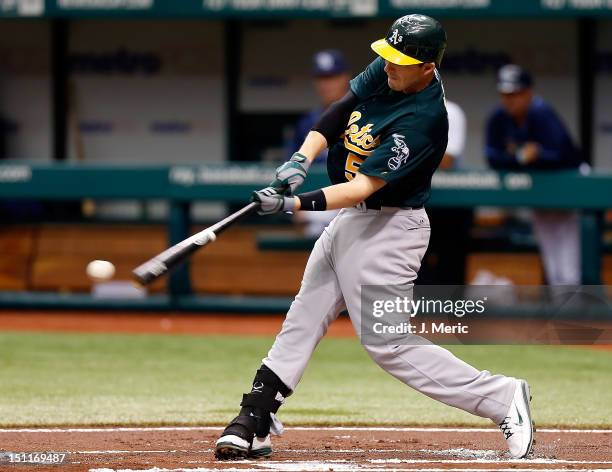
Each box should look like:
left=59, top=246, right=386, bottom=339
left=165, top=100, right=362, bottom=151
left=1, top=426, right=610, bottom=472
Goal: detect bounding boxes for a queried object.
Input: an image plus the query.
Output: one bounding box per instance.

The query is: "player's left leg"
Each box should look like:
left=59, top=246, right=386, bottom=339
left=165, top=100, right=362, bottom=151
left=215, top=217, right=345, bottom=460
left=334, top=207, right=534, bottom=459
left=214, top=365, right=291, bottom=459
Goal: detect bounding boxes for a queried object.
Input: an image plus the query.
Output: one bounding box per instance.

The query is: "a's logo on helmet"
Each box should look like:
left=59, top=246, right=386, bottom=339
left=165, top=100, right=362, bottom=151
left=389, top=29, right=403, bottom=45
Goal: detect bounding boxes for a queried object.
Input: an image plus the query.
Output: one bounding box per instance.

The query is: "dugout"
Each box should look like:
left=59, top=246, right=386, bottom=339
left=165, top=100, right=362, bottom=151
left=0, top=1, right=611, bottom=309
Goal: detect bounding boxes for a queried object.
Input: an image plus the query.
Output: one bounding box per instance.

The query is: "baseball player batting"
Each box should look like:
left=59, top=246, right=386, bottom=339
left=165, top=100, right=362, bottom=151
left=215, top=14, right=534, bottom=461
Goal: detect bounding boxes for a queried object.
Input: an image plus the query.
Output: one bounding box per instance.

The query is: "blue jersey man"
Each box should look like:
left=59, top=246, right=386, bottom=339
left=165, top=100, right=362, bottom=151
left=486, top=65, right=580, bottom=170
left=485, top=64, right=583, bottom=285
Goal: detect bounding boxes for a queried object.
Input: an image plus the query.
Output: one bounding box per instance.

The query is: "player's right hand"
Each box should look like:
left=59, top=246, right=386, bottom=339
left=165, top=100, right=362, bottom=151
left=251, top=187, right=296, bottom=215
left=270, top=152, right=311, bottom=195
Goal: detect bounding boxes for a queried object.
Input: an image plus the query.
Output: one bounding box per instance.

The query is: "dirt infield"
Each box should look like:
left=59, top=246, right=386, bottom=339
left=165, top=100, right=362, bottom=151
left=0, top=426, right=610, bottom=471
left=0, top=311, right=355, bottom=337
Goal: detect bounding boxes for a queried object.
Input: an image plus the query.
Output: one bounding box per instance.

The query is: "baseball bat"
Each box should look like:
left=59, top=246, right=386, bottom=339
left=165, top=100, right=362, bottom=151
left=132, top=201, right=260, bottom=286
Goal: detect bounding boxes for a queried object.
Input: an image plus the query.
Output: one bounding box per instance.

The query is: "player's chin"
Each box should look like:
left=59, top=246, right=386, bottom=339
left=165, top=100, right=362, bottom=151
left=387, top=78, right=402, bottom=91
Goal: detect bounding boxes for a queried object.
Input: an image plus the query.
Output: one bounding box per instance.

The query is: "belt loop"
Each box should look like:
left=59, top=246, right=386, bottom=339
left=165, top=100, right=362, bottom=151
left=356, top=201, right=367, bottom=213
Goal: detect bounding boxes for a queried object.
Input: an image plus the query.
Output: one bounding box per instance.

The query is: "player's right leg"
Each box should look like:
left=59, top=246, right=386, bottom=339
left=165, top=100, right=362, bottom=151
left=215, top=220, right=345, bottom=460
left=334, top=207, right=534, bottom=459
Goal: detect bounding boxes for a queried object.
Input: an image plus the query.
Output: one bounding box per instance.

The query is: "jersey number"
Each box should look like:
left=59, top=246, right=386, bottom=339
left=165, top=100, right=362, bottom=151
left=345, top=153, right=364, bottom=181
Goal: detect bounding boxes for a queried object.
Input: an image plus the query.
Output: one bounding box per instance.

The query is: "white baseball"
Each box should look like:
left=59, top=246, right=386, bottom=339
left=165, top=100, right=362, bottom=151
left=86, top=260, right=116, bottom=280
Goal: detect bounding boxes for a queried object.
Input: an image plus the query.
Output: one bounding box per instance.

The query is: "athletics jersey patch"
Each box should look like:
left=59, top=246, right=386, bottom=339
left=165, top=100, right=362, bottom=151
left=342, top=111, right=381, bottom=180
left=388, top=133, right=410, bottom=170
left=344, top=111, right=380, bottom=157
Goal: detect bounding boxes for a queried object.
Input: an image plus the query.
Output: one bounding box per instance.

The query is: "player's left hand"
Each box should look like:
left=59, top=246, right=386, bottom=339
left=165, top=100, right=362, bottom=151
left=270, top=152, right=311, bottom=195
left=251, top=187, right=296, bottom=215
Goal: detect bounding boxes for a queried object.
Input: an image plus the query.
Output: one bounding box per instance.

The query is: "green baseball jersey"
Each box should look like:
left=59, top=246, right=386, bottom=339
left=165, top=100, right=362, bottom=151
left=327, top=57, right=448, bottom=208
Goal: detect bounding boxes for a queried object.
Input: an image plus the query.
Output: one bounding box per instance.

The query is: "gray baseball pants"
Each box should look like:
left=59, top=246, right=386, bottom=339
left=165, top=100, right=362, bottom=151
left=263, top=206, right=516, bottom=423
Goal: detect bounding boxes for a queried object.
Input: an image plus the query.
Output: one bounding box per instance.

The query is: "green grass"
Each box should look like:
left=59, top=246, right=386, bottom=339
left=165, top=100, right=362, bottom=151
left=0, top=331, right=610, bottom=427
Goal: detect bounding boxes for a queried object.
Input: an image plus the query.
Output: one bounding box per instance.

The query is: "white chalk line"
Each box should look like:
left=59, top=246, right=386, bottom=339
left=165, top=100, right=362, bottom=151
left=87, top=469, right=609, bottom=472
left=88, top=466, right=612, bottom=472
left=88, top=458, right=612, bottom=472
left=1, top=425, right=611, bottom=434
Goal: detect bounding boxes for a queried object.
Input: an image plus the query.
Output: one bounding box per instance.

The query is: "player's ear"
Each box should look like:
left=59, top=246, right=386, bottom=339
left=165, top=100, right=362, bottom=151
left=423, top=62, right=435, bottom=74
